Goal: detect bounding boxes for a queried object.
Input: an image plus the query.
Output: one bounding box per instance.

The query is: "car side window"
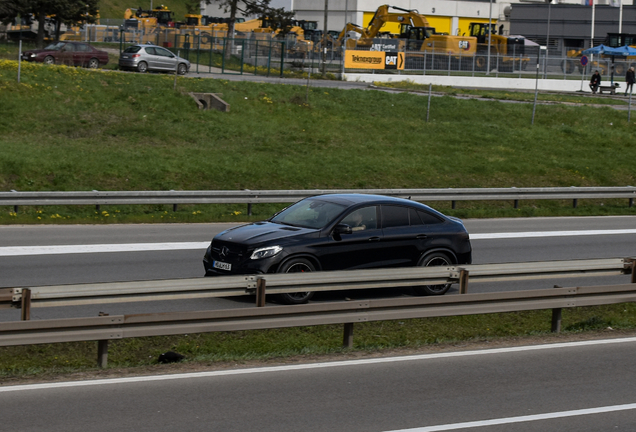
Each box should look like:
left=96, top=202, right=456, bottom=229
left=381, top=205, right=409, bottom=229
left=340, top=206, right=378, bottom=231
left=77, top=44, right=89, bottom=52
left=156, top=47, right=174, bottom=57
left=63, top=44, right=75, bottom=52
left=418, top=210, right=443, bottom=224
left=145, top=47, right=156, bottom=55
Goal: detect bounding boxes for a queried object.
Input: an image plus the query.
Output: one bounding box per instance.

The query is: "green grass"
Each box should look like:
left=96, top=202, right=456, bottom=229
left=1, top=58, right=636, bottom=223
left=1, top=59, right=636, bottom=379
left=1, top=304, right=635, bottom=380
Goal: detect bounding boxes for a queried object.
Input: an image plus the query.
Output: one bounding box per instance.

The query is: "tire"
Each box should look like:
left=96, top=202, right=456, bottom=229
left=474, top=56, right=487, bottom=72
left=177, top=63, right=187, bottom=75
left=88, top=58, right=99, bottom=69
left=561, top=59, right=574, bottom=74
left=137, top=61, right=148, bottom=73
left=44, top=56, right=55, bottom=65
left=276, top=258, right=315, bottom=305
left=413, top=252, right=454, bottom=296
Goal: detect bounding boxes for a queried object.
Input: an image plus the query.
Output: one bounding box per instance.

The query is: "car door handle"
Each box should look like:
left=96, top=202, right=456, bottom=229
left=368, top=236, right=381, bottom=242
left=416, top=234, right=428, bottom=239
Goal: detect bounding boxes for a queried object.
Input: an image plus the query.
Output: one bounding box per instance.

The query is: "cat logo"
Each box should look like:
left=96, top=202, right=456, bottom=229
left=459, top=40, right=471, bottom=50
left=384, top=51, right=404, bottom=70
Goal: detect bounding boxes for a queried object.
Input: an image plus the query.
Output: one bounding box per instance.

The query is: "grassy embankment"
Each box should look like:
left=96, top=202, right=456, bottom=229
left=1, top=59, right=635, bottom=224
left=1, top=59, right=636, bottom=379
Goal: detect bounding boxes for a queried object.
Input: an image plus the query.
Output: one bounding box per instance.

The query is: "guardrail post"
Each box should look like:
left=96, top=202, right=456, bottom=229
left=343, top=323, right=354, bottom=348
left=573, top=199, right=578, bottom=208
left=97, top=340, right=109, bottom=368
left=459, top=269, right=470, bottom=294
left=551, top=285, right=562, bottom=332
left=20, top=288, right=31, bottom=321
left=631, top=260, right=636, bottom=284
left=514, top=200, right=519, bottom=209
left=173, top=204, right=178, bottom=212
left=247, top=203, right=252, bottom=216
left=551, top=308, right=562, bottom=333
left=451, top=201, right=456, bottom=209
left=13, top=205, right=18, bottom=213
left=630, top=198, right=634, bottom=208
left=97, top=312, right=109, bottom=367
left=256, top=277, right=266, bottom=307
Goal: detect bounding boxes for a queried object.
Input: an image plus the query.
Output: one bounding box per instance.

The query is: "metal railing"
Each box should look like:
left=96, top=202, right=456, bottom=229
left=3, top=258, right=632, bottom=311
left=1, top=257, right=634, bottom=367
left=3, top=187, right=636, bottom=213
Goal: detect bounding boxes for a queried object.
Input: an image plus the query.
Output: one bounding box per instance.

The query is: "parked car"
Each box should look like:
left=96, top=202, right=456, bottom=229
left=119, top=44, right=190, bottom=75
left=203, top=194, right=472, bottom=304
left=21, top=41, right=109, bottom=68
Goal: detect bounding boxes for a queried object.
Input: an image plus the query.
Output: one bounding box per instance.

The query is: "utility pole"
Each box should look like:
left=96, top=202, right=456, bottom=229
left=322, top=0, right=329, bottom=78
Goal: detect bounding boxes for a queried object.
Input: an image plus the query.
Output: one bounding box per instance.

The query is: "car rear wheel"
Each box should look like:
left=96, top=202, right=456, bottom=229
left=177, top=63, right=187, bottom=75
left=44, top=56, right=55, bottom=65
left=276, top=258, right=315, bottom=305
left=137, top=61, right=148, bottom=73
left=88, top=58, right=99, bottom=69
left=413, top=252, right=454, bottom=296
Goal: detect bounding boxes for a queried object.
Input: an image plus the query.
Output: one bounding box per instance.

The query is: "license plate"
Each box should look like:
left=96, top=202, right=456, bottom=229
left=213, top=260, right=231, bottom=271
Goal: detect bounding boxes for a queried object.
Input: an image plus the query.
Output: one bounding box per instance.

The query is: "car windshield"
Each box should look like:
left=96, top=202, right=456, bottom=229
left=43, top=42, right=65, bottom=51
left=270, top=198, right=347, bottom=229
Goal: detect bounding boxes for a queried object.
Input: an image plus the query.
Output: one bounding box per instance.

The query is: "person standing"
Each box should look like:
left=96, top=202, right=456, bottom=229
left=625, top=66, right=635, bottom=96
left=590, top=70, right=601, bottom=94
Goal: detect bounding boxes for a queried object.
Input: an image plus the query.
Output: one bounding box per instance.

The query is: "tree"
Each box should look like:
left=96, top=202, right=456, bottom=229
left=202, top=1, right=295, bottom=43
left=0, top=0, right=99, bottom=47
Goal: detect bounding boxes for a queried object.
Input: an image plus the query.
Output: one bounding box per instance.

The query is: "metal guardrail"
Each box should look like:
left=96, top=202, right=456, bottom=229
left=3, top=187, right=636, bottom=212
left=2, top=282, right=636, bottom=367
left=4, top=258, right=632, bottom=310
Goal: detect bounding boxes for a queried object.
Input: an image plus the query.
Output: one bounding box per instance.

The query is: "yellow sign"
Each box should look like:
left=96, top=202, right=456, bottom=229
left=345, top=50, right=404, bottom=70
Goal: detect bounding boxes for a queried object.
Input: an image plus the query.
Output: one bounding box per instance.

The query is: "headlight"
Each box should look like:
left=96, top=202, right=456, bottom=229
left=29, top=53, right=36, bottom=58
left=250, top=245, right=282, bottom=260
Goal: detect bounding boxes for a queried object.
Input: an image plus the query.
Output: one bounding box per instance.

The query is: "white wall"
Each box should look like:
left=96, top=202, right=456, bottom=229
left=342, top=72, right=594, bottom=93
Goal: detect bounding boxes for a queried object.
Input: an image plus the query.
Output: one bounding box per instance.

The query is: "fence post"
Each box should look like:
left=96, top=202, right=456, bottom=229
left=343, top=323, right=354, bottom=348
left=256, top=277, right=266, bottom=307
left=21, top=288, right=31, bottom=321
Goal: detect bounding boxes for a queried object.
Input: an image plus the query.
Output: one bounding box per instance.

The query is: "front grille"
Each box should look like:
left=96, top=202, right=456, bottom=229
left=210, top=241, right=247, bottom=263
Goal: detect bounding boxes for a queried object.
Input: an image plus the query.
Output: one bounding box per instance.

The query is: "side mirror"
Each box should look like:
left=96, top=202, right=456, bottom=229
left=333, top=224, right=352, bottom=235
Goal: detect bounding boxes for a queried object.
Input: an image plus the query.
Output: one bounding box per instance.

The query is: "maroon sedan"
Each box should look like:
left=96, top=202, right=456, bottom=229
left=21, top=41, right=109, bottom=68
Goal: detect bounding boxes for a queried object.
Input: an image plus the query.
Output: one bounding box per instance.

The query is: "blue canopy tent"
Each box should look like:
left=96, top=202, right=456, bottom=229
left=582, top=45, right=636, bottom=85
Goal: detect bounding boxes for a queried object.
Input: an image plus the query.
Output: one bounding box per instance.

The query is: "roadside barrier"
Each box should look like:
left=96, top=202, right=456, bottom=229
left=1, top=258, right=634, bottom=367
left=3, top=186, right=636, bottom=214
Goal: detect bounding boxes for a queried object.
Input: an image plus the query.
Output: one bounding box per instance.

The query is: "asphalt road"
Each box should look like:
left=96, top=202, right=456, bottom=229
left=1, top=215, right=635, bottom=320
left=2, top=337, right=636, bottom=432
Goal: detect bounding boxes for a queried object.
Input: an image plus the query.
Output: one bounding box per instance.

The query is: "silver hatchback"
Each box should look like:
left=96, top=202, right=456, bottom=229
left=119, top=44, right=190, bottom=75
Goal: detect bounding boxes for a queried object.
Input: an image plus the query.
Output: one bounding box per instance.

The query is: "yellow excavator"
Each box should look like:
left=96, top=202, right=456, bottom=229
left=335, top=5, right=476, bottom=69
left=467, top=22, right=529, bottom=72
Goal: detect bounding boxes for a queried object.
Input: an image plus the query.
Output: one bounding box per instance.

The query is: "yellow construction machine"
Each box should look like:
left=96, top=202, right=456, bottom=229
left=467, top=22, right=529, bottom=71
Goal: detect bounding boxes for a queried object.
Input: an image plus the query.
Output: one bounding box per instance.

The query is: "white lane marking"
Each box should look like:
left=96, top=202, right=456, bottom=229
left=384, top=403, right=636, bottom=431
left=1, top=229, right=636, bottom=256
left=0, top=242, right=210, bottom=257
left=470, top=229, right=636, bottom=240
left=0, top=336, right=635, bottom=393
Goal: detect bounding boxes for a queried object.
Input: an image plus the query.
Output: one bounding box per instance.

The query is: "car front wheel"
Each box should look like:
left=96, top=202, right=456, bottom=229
left=44, top=56, right=55, bottom=65
left=413, top=252, right=454, bottom=296
left=276, top=258, right=315, bottom=305
left=137, top=61, right=148, bottom=73
left=177, top=63, right=187, bottom=75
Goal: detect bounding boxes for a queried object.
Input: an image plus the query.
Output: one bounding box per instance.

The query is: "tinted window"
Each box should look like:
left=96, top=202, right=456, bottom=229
left=382, top=206, right=409, bottom=229
left=76, top=44, right=89, bottom=52
left=63, top=44, right=75, bottom=52
left=123, top=46, right=142, bottom=53
left=418, top=210, right=443, bottom=224
left=145, top=47, right=156, bottom=55
left=409, top=208, right=423, bottom=225
left=340, top=206, right=378, bottom=231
